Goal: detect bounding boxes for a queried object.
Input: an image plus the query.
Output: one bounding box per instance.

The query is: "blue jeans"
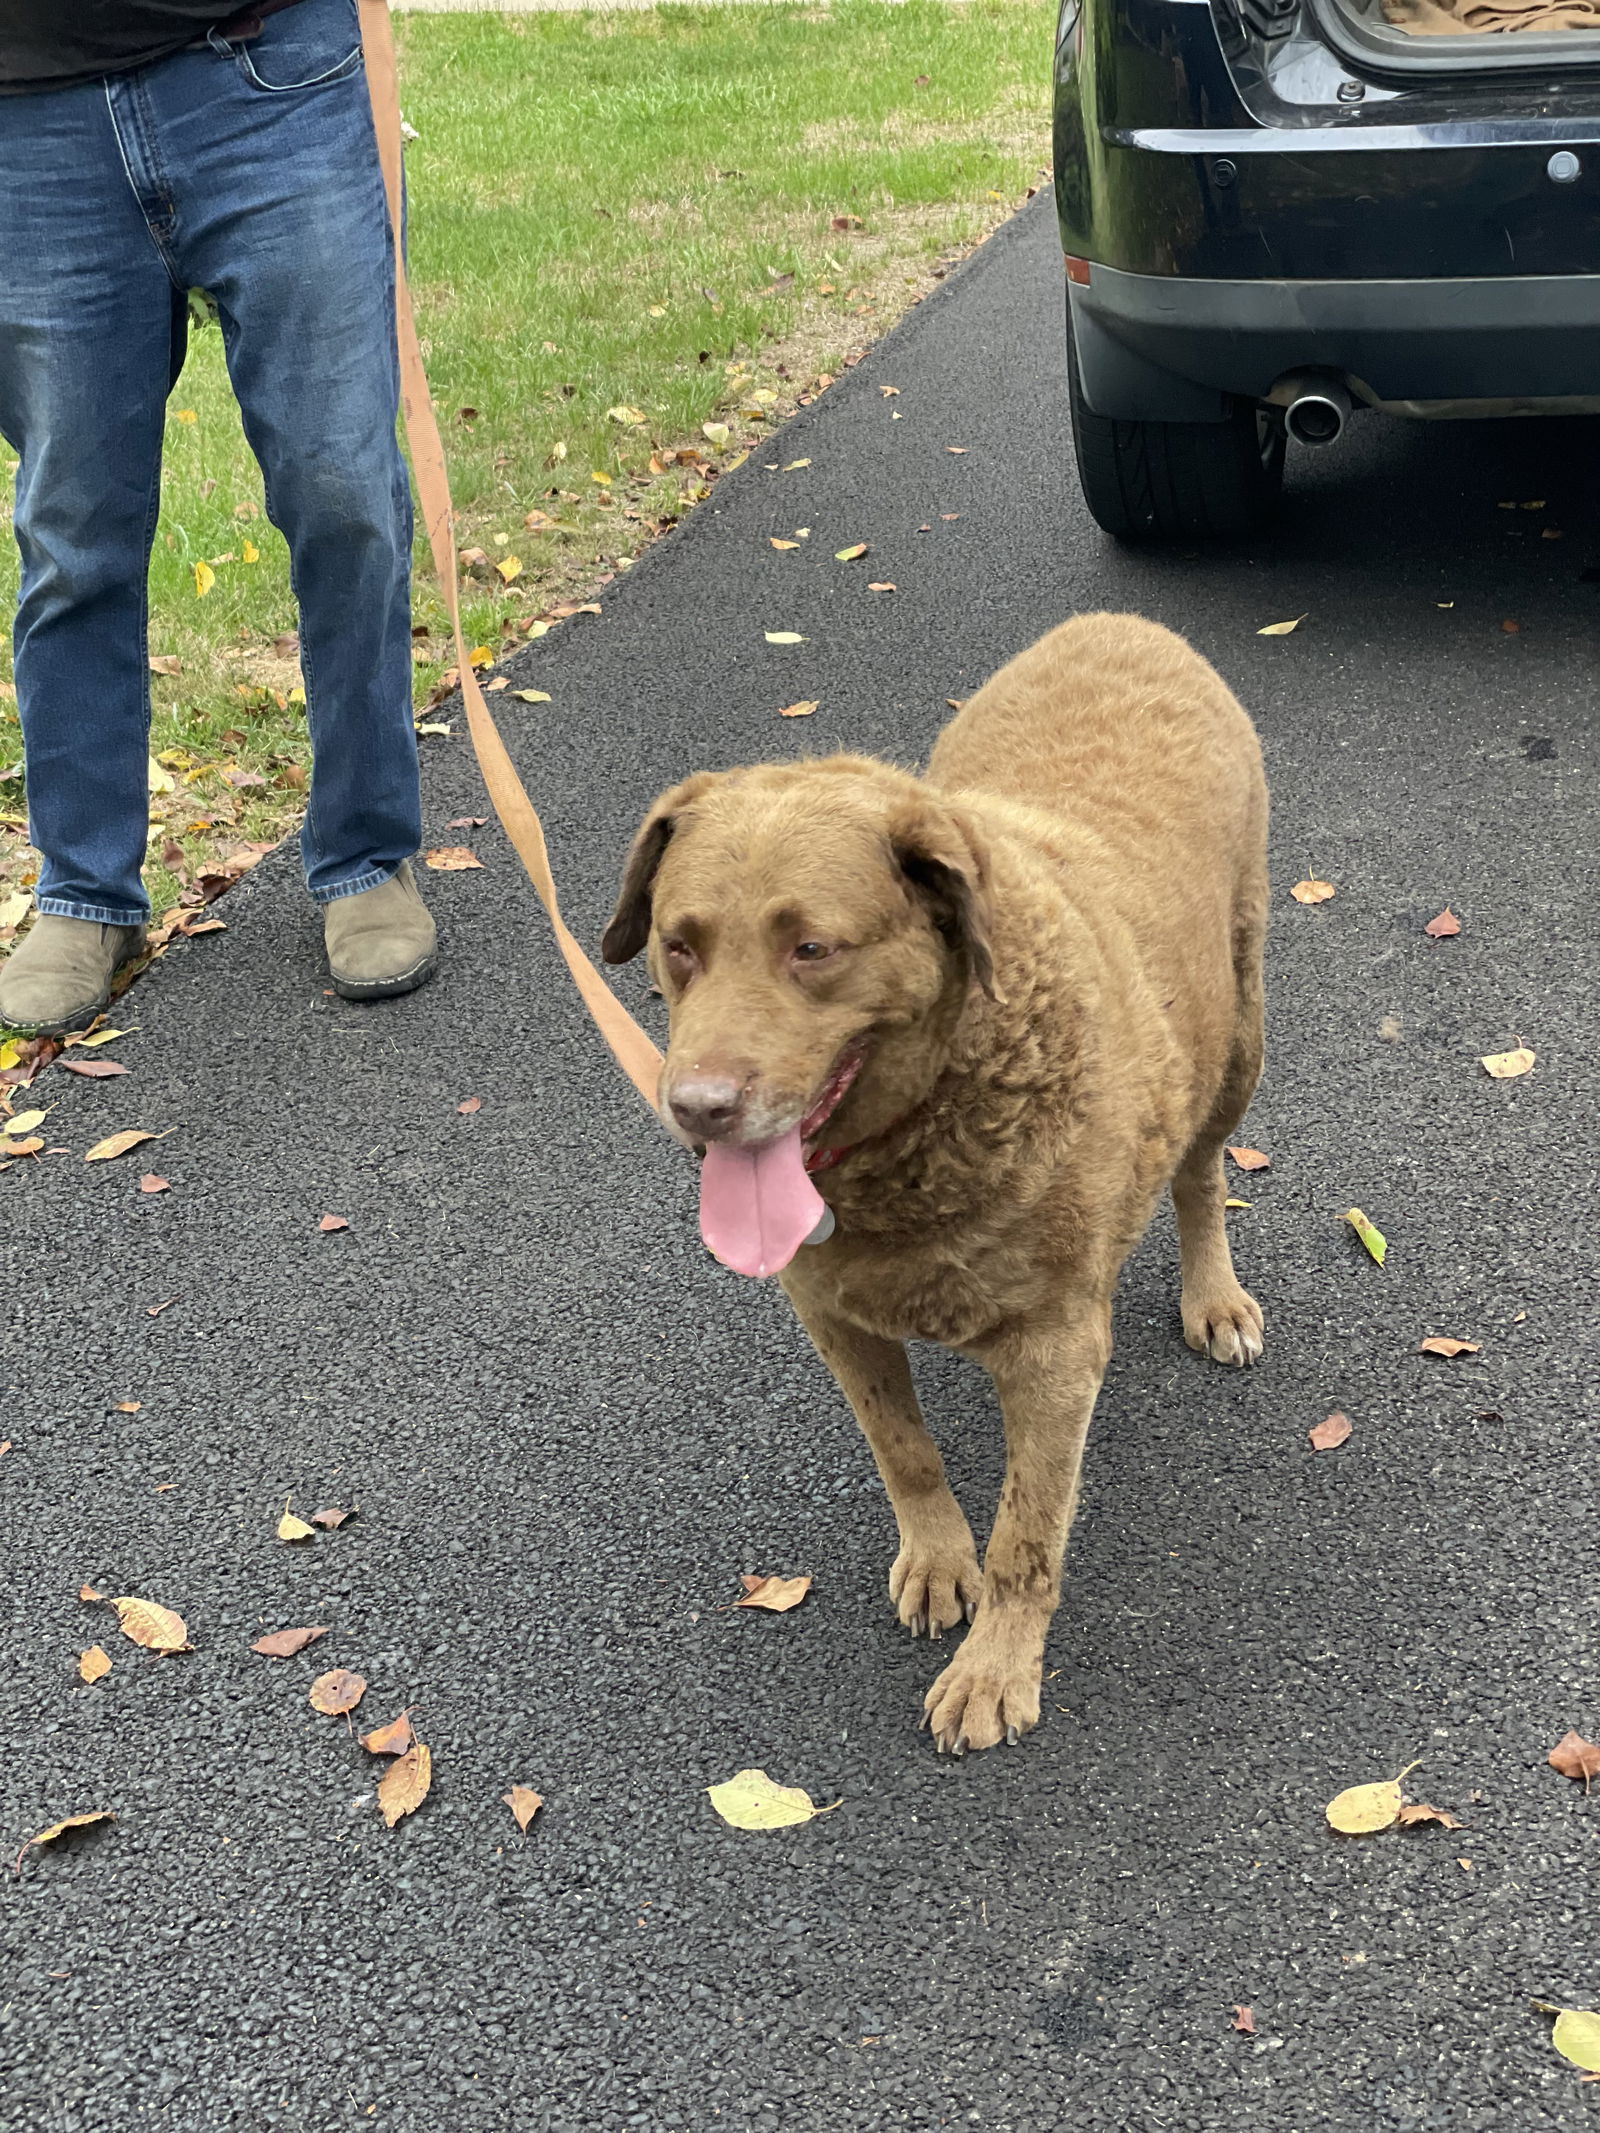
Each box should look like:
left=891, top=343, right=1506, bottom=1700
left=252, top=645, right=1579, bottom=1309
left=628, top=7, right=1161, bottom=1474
left=0, top=0, right=420, bottom=921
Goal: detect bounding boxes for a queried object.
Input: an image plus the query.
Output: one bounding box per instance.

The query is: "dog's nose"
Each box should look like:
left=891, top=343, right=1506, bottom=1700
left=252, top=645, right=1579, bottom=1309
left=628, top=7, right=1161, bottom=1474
left=668, top=1074, right=747, bottom=1141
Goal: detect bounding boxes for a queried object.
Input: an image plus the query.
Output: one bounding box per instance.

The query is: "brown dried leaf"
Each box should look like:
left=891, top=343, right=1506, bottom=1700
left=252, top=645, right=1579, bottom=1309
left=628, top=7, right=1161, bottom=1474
left=737, top=1573, right=813, bottom=1613
left=14, top=1810, right=115, bottom=1875
left=1397, top=1802, right=1463, bottom=1829
left=378, top=1743, right=432, bottom=1827
left=1418, top=1337, right=1481, bottom=1358
left=78, top=1646, right=112, bottom=1684
left=1549, top=1730, right=1600, bottom=1789
left=309, top=1506, right=354, bottom=1529
left=318, top=1215, right=348, bottom=1233
left=1231, top=2006, right=1256, bottom=2035
left=1291, top=878, right=1336, bottom=905
left=457, top=1097, right=483, bottom=1115
left=424, top=847, right=485, bottom=872
left=250, top=1625, right=329, bottom=1658
left=503, top=1785, right=544, bottom=1833
left=139, top=1175, right=170, bottom=1194
left=85, top=1128, right=161, bottom=1163
left=778, top=700, right=818, bottom=720
left=113, top=1401, right=140, bottom=1415
left=360, top=1712, right=415, bottom=1757
left=110, top=1595, right=190, bottom=1652
left=308, top=1668, right=367, bottom=1716
left=78, top=1584, right=104, bottom=1603
left=867, top=581, right=896, bottom=593
left=1424, top=907, right=1461, bottom=939
left=1309, top=1411, right=1353, bottom=1453
left=59, top=1059, right=129, bottom=1079
left=1226, top=1146, right=1271, bottom=1172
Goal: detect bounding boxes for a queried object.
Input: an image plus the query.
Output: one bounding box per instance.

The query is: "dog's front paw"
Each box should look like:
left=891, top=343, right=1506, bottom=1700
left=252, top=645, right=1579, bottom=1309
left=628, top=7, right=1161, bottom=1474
left=889, top=1536, right=982, bottom=1639
left=1182, top=1282, right=1265, bottom=1367
left=921, top=1626, right=1043, bottom=1754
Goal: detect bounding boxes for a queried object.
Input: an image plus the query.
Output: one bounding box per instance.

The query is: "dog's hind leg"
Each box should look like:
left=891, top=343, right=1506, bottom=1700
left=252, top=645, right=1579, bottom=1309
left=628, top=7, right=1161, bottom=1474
left=785, top=1295, right=982, bottom=1638
left=1173, top=913, right=1266, bottom=1366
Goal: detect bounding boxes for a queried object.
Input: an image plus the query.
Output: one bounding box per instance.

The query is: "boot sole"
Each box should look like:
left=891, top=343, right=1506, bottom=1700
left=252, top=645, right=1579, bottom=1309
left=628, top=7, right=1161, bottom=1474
left=0, top=983, right=116, bottom=1041
left=329, top=948, right=439, bottom=1003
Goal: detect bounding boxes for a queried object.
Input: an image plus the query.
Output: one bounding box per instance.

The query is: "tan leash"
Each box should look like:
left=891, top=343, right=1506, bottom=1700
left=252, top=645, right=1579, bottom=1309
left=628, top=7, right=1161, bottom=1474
left=358, top=0, right=664, bottom=1107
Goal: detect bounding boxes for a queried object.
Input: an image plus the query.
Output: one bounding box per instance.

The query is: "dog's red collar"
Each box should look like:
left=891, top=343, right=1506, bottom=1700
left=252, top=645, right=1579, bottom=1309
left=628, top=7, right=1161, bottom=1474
left=804, top=1115, right=908, bottom=1176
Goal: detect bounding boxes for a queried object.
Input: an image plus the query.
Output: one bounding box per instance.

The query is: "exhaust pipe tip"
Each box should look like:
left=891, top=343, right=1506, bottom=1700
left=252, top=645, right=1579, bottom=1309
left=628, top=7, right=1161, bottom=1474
left=1280, top=373, right=1352, bottom=448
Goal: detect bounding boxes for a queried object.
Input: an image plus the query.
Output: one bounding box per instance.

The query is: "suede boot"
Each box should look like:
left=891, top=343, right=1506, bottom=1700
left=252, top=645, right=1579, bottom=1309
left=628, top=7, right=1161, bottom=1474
left=324, top=860, right=437, bottom=1001
left=0, top=915, right=147, bottom=1037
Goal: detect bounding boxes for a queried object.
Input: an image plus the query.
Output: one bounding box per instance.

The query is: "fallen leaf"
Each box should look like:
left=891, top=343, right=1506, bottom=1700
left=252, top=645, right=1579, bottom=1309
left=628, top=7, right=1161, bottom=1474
left=494, top=556, right=523, bottom=584
left=457, top=1097, right=483, bottom=1115
left=85, top=1129, right=161, bottom=1164
left=1224, top=1197, right=1251, bottom=1210
left=4, top=1110, right=46, bottom=1136
left=1424, top=907, right=1462, bottom=939
left=13, top=1811, right=115, bottom=1876
left=1548, top=2008, right=1600, bottom=2075
left=250, top=1625, right=329, bottom=1659
left=1231, top=2006, right=1256, bottom=2035
left=75, top=1028, right=128, bottom=1049
left=486, top=676, right=509, bottom=693
left=1226, top=1145, right=1271, bottom=1172
left=78, top=1646, right=112, bottom=1684
left=1345, top=1207, right=1388, bottom=1265
left=1291, top=878, right=1336, bottom=905
left=467, top=646, right=493, bottom=671
left=1418, top=1337, right=1481, bottom=1358
left=139, top=1175, right=170, bottom=1194
left=110, top=1595, right=190, bottom=1652
left=361, top=1712, right=415, bottom=1756
left=1257, top=615, right=1305, bottom=636
left=764, top=631, right=806, bottom=645
left=309, top=1507, right=354, bottom=1529
left=378, top=1744, right=432, bottom=1827
left=78, top=1585, right=103, bottom=1603
left=1397, top=1802, right=1463, bottom=1829
left=59, top=1059, right=129, bottom=1079
left=737, top=1573, right=813, bottom=1613
left=834, top=543, right=868, bottom=562
left=503, top=1785, right=544, bottom=1833
left=1309, top=1411, right=1353, bottom=1452
left=308, top=1668, right=367, bottom=1717
left=276, top=1497, right=315, bottom=1543
left=113, top=1401, right=140, bottom=1415
left=867, top=582, right=896, bottom=593
left=446, top=817, right=488, bottom=830
left=4, top=1136, right=43, bottom=1157
left=512, top=690, right=551, bottom=704
left=146, top=1298, right=176, bottom=1317
left=830, top=214, right=863, bottom=231
left=423, top=847, right=485, bottom=871
left=702, top=422, right=730, bottom=449
left=778, top=700, right=818, bottom=720
left=769, top=538, right=799, bottom=550
left=193, top=560, right=215, bottom=599
left=782, top=459, right=810, bottom=472
left=148, top=655, right=183, bottom=677
left=707, top=1767, right=835, bottom=1831
left=1548, top=1730, right=1600, bottom=1789
left=242, top=540, right=260, bottom=563
left=1480, top=1045, right=1535, bottom=1079
left=607, top=405, right=647, bottom=427
left=1326, top=1760, right=1419, bottom=1835
left=317, top=1215, right=348, bottom=1233
left=1501, top=618, right=1521, bottom=634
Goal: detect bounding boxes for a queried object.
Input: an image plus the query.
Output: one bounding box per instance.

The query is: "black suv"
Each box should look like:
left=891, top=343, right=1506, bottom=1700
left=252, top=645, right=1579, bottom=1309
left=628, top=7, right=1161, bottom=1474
left=1053, top=0, right=1600, bottom=537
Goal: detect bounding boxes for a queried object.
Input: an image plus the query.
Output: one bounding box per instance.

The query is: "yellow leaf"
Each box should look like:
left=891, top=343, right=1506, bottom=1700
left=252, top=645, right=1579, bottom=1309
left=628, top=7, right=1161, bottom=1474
left=607, top=405, right=647, bottom=426
left=3, top=1110, right=46, bottom=1136
left=276, top=1496, right=315, bottom=1543
left=467, top=646, right=493, bottom=670
left=702, top=422, right=730, bottom=449
left=736, top=1573, right=813, bottom=1612
left=778, top=700, right=818, bottom=720
left=769, top=539, right=799, bottom=551
left=242, top=540, right=260, bottom=564
left=764, top=631, right=806, bottom=645
left=1480, top=1045, right=1535, bottom=1079
left=13, top=1810, right=116, bottom=1874
left=707, top=1767, right=835, bottom=1831
left=782, top=459, right=811, bottom=471
left=1290, top=878, right=1335, bottom=904
left=647, top=304, right=666, bottom=317
left=1345, top=1207, right=1388, bottom=1265
left=0, top=1040, right=23, bottom=1071
left=378, top=1743, right=432, bottom=1827
left=1225, top=1197, right=1251, bottom=1210
left=415, top=723, right=451, bottom=738
left=76, top=1029, right=127, bottom=1049
left=286, top=686, right=305, bottom=706
left=173, top=409, right=198, bottom=425
left=85, top=1129, right=160, bottom=1164
left=590, top=470, right=613, bottom=485
left=494, top=555, right=523, bottom=584
left=1257, top=615, right=1305, bottom=636
left=193, top=560, right=215, bottom=599
left=78, top=1646, right=112, bottom=1684
left=503, top=1785, right=544, bottom=1833
left=1326, top=1761, right=1420, bottom=1835
left=1551, top=2009, right=1600, bottom=2074
left=834, top=543, right=868, bottom=562
left=148, top=758, right=176, bottom=796
left=513, top=690, right=551, bottom=704
left=110, top=1595, right=191, bottom=1652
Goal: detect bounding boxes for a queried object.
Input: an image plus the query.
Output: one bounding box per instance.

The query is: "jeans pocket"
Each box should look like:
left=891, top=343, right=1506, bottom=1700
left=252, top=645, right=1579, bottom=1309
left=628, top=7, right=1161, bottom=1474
left=230, top=0, right=364, bottom=93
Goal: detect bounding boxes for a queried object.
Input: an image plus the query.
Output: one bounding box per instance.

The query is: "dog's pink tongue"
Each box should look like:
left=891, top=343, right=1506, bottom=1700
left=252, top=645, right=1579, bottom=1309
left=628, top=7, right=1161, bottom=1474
left=700, top=1128, right=825, bottom=1279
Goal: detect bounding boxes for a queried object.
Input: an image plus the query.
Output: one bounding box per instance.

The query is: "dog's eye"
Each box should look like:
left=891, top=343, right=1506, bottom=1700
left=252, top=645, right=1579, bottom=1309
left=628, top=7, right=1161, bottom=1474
left=792, top=940, right=835, bottom=964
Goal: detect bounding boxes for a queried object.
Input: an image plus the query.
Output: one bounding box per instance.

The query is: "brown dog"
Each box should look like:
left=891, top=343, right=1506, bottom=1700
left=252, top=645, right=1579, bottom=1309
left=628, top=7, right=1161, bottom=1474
left=603, top=613, right=1268, bottom=1754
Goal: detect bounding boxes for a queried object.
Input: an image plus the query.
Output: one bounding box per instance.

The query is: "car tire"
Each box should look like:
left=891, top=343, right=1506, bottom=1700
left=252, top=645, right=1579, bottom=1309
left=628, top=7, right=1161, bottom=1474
left=1067, top=327, right=1285, bottom=541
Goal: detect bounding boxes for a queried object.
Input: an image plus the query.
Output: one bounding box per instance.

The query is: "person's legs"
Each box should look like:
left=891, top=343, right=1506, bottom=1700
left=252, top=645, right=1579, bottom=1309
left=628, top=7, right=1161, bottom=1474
left=146, top=0, right=424, bottom=910
left=0, top=75, right=183, bottom=928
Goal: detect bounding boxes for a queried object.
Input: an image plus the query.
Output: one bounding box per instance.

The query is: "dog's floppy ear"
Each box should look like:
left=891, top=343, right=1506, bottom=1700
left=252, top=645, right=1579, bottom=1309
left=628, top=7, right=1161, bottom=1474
left=887, top=795, right=997, bottom=999
left=601, top=773, right=720, bottom=965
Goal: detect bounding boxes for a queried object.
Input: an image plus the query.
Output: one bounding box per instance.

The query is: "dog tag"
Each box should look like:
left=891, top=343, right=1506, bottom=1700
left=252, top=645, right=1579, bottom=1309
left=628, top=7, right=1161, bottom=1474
left=803, top=1205, right=836, bottom=1247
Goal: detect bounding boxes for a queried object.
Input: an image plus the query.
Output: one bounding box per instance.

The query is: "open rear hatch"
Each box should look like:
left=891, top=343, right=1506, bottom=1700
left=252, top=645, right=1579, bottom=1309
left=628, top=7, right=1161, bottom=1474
left=1310, top=0, right=1600, bottom=74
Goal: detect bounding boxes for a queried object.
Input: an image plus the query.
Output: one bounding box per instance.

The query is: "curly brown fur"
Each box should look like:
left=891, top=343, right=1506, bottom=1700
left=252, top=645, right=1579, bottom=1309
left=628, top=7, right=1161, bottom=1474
left=604, top=613, right=1269, bottom=1753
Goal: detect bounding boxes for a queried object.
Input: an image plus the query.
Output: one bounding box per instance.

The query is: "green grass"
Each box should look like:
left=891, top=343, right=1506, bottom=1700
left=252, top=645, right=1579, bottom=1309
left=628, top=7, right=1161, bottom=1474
left=0, top=0, right=1051, bottom=934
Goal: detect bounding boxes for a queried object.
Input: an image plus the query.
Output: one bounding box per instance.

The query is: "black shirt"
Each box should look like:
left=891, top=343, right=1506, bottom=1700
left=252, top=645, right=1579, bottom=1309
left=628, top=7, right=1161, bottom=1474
left=0, top=2, right=303, bottom=95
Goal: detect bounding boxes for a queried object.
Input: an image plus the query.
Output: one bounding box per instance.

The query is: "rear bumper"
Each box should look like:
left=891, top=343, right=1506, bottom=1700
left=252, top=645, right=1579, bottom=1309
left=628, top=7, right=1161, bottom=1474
left=1070, top=261, right=1600, bottom=420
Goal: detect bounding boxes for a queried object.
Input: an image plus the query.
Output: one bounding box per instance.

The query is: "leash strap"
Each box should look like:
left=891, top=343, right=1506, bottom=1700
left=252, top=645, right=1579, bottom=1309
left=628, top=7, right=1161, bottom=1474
left=358, top=0, right=664, bottom=1107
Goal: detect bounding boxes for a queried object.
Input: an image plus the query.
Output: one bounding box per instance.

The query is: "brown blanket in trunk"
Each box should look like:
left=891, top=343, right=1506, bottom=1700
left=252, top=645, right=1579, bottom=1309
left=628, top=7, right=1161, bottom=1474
left=1383, top=0, right=1600, bottom=30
